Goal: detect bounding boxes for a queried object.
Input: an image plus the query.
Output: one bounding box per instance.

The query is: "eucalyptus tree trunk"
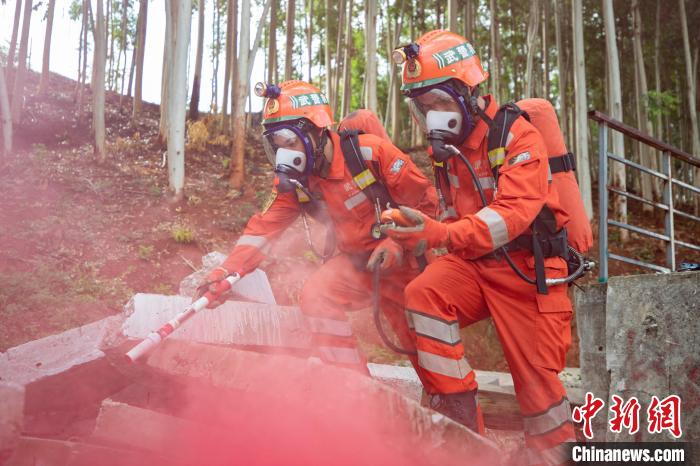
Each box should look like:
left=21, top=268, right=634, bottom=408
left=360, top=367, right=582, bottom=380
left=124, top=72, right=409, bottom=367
left=189, top=0, right=206, bottom=120
left=8, top=0, right=23, bottom=73
left=10, top=0, right=33, bottom=124
left=77, top=0, right=89, bottom=109
left=332, top=0, right=346, bottom=113
left=464, top=0, right=473, bottom=40
left=229, top=0, right=239, bottom=128
left=365, top=0, right=378, bottom=112
left=133, top=0, right=148, bottom=119
left=447, top=0, right=458, bottom=32
left=572, top=0, right=593, bottom=219
left=0, top=66, right=12, bottom=157
left=167, top=0, right=193, bottom=199
left=230, top=0, right=251, bottom=189
left=268, top=0, right=278, bottom=83
left=324, top=0, right=332, bottom=102
left=247, top=0, right=274, bottom=84
left=602, top=0, right=626, bottom=231
left=285, top=0, right=296, bottom=81
left=118, top=0, right=129, bottom=100
left=554, top=0, right=568, bottom=144
left=221, top=0, right=234, bottom=131
left=211, top=1, right=221, bottom=110
left=541, top=0, right=549, bottom=99
left=678, top=0, right=700, bottom=213
left=160, top=0, right=174, bottom=141
left=38, top=0, right=57, bottom=95
left=654, top=0, right=662, bottom=142
left=93, top=0, right=107, bottom=160
left=524, top=0, right=540, bottom=98
left=306, top=0, right=313, bottom=83
left=632, top=0, right=660, bottom=209
left=386, top=0, right=406, bottom=141
left=340, top=0, right=354, bottom=118
left=489, top=0, right=500, bottom=103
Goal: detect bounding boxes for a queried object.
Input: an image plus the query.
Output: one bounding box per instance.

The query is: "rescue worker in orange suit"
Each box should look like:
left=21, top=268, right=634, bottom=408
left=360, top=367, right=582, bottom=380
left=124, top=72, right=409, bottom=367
left=199, top=80, right=437, bottom=371
left=382, top=31, right=577, bottom=464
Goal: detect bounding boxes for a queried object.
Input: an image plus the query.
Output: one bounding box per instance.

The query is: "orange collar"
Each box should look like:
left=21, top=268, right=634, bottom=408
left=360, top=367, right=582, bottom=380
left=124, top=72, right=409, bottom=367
left=324, top=131, right=346, bottom=180
left=461, top=95, right=498, bottom=151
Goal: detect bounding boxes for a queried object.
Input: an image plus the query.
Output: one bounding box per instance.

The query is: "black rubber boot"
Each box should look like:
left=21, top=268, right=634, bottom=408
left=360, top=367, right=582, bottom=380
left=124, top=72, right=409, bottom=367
left=429, top=389, right=479, bottom=432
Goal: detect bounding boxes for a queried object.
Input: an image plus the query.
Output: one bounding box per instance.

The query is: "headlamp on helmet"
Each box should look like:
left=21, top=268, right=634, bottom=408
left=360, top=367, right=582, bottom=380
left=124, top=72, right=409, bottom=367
left=254, top=82, right=282, bottom=98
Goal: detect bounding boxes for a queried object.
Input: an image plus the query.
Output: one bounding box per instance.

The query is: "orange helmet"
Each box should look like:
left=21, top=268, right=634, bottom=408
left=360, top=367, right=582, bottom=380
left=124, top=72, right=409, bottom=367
left=396, top=30, right=488, bottom=93
left=256, top=80, right=334, bottom=128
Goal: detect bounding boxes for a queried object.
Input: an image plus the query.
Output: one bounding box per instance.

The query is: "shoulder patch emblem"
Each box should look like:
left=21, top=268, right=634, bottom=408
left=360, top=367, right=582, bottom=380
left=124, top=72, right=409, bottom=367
left=390, top=158, right=406, bottom=174
left=509, top=152, right=531, bottom=166
left=261, top=190, right=277, bottom=213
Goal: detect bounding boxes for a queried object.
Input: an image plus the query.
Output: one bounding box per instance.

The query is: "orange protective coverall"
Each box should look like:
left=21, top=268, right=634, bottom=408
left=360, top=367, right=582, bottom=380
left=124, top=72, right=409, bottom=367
left=404, top=97, right=576, bottom=465
left=221, top=130, right=436, bottom=369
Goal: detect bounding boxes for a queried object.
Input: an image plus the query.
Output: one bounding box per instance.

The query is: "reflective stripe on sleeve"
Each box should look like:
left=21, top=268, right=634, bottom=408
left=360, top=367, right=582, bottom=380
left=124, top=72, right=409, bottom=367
left=235, top=235, right=269, bottom=249
left=407, top=310, right=461, bottom=345
left=505, top=131, right=514, bottom=148
left=344, top=191, right=368, bottom=210
left=417, top=350, right=472, bottom=379
left=306, top=316, right=353, bottom=337
left=319, top=346, right=363, bottom=365
left=475, top=207, right=509, bottom=248
left=523, top=398, right=572, bottom=437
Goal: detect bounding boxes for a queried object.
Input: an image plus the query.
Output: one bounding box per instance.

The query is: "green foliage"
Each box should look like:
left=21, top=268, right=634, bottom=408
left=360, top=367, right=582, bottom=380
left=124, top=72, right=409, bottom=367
left=646, top=90, right=680, bottom=119
left=171, top=225, right=196, bottom=244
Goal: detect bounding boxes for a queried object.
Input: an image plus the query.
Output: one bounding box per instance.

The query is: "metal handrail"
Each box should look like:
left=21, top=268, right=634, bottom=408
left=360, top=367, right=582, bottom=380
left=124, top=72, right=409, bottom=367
left=589, top=110, right=700, bottom=282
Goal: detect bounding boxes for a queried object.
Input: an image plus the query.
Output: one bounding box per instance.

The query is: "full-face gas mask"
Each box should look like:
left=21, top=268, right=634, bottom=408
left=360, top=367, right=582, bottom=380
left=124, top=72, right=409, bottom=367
left=407, top=84, right=475, bottom=162
left=262, top=122, right=318, bottom=193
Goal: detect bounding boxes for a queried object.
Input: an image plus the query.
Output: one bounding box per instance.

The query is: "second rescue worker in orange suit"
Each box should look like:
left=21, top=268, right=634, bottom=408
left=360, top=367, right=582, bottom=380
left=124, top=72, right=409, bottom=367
left=383, top=31, right=576, bottom=465
left=200, top=80, right=436, bottom=370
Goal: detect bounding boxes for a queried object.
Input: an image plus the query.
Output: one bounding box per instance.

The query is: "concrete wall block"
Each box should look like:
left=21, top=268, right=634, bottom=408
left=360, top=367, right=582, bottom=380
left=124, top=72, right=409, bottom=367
left=605, top=271, right=699, bottom=442
left=122, top=293, right=311, bottom=349
left=178, top=252, right=276, bottom=305
left=144, top=339, right=502, bottom=464
left=0, top=383, right=25, bottom=464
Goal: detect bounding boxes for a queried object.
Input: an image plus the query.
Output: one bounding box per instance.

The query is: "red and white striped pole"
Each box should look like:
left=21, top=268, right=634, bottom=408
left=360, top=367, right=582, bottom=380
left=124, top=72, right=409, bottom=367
left=124, top=274, right=241, bottom=362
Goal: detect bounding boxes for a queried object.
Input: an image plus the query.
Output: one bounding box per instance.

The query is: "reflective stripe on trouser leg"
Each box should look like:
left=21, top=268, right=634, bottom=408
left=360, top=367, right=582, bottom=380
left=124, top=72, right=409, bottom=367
left=523, top=398, right=572, bottom=436
left=416, top=350, right=472, bottom=379
left=406, top=309, right=461, bottom=345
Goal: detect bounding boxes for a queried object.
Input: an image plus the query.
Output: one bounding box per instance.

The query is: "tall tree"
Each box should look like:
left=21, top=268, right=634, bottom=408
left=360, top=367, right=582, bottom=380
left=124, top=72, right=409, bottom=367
left=221, top=0, right=234, bottom=131
left=8, top=0, right=23, bottom=74
left=464, top=0, right=473, bottom=40
left=38, top=0, right=57, bottom=95
left=632, top=0, right=660, bottom=209
left=679, top=0, right=700, bottom=160
left=167, top=0, right=193, bottom=199
left=331, top=0, right=346, bottom=112
left=541, top=0, right=549, bottom=99
left=324, top=0, right=332, bottom=102
left=284, top=0, right=296, bottom=81
left=230, top=0, right=250, bottom=188
left=160, top=0, right=174, bottom=141
left=365, top=0, right=378, bottom=112
left=189, top=0, right=206, bottom=120
left=117, top=0, right=129, bottom=102
left=132, top=0, right=148, bottom=119
left=77, top=0, right=89, bottom=110
left=572, top=0, right=592, bottom=218
left=447, top=0, right=457, bottom=32
left=93, top=0, right=107, bottom=160
left=554, top=0, right=568, bottom=143
left=305, top=0, right=312, bottom=82
left=0, top=66, right=12, bottom=157
left=654, top=0, right=663, bottom=142
left=489, top=0, right=500, bottom=103
left=268, top=0, right=278, bottom=83
left=340, top=0, right=354, bottom=118
left=602, top=0, right=627, bottom=234
left=10, top=0, right=33, bottom=124
left=524, top=0, right=540, bottom=97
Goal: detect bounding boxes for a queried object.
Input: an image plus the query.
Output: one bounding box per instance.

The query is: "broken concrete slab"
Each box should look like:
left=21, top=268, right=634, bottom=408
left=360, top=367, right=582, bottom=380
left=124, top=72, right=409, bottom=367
left=605, top=271, right=699, bottom=442
left=178, top=252, right=276, bottom=305
left=0, top=317, right=130, bottom=438
left=0, top=383, right=24, bottom=464
left=6, top=436, right=178, bottom=466
left=122, top=293, right=311, bottom=349
left=144, top=339, right=502, bottom=465
left=0, top=316, right=124, bottom=386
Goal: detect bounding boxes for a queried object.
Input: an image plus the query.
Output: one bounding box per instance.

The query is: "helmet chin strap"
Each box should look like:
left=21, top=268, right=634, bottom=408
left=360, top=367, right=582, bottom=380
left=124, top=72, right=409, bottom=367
left=312, top=128, right=331, bottom=177
left=468, top=86, right=493, bottom=127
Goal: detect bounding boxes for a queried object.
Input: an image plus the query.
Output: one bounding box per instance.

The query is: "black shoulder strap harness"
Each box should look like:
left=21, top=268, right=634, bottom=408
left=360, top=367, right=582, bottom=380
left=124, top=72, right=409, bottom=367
left=338, top=129, right=397, bottom=216
left=486, top=102, right=576, bottom=294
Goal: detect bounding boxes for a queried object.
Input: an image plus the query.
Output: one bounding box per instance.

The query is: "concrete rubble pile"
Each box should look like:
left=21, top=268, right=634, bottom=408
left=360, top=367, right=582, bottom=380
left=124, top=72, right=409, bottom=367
left=0, top=255, right=508, bottom=465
